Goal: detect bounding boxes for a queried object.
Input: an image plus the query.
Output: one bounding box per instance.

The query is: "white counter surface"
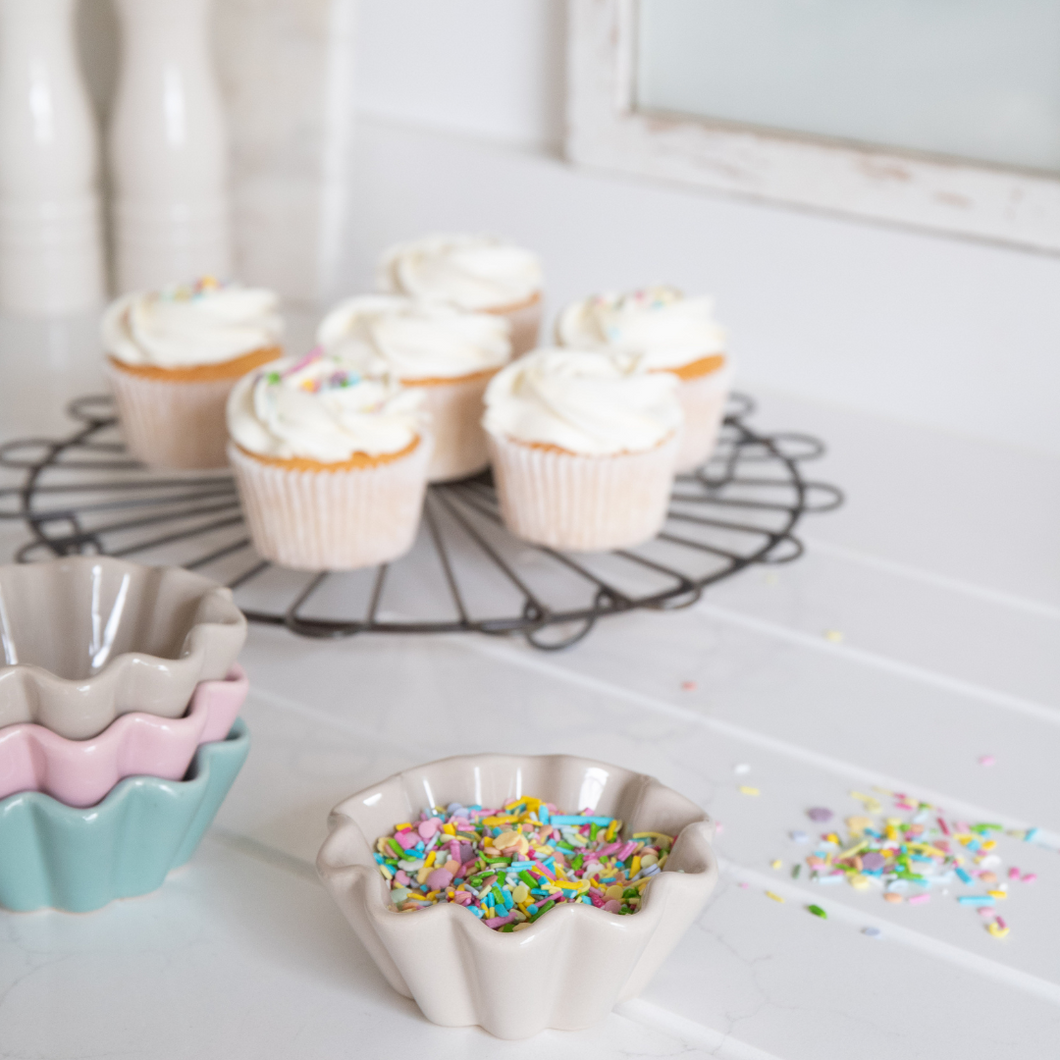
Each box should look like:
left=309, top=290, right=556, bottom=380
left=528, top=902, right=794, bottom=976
left=1, top=314, right=1058, bottom=1059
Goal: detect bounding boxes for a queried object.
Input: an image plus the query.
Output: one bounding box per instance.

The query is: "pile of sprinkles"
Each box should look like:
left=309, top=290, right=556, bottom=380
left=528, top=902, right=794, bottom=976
left=789, top=789, right=1041, bottom=939
left=373, top=797, right=673, bottom=932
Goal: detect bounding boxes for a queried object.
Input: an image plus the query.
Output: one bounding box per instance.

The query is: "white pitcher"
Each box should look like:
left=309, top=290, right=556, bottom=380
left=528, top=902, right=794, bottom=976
left=0, top=0, right=105, bottom=315
left=109, top=0, right=232, bottom=293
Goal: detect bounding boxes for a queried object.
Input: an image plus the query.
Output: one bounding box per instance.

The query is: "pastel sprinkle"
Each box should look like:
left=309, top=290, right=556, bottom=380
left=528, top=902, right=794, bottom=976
left=680, top=680, right=697, bottom=691
left=765, top=891, right=784, bottom=903
left=807, top=807, right=833, bottom=822
left=978, top=755, right=996, bottom=767
left=987, top=922, right=1010, bottom=939
left=771, top=859, right=782, bottom=870
left=862, top=926, right=882, bottom=938
left=1022, top=873, right=1038, bottom=883
left=907, top=894, right=930, bottom=905
left=739, top=786, right=760, bottom=796
left=807, top=904, right=827, bottom=919
left=373, top=798, right=671, bottom=930
left=824, top=629, right=843, bottom=643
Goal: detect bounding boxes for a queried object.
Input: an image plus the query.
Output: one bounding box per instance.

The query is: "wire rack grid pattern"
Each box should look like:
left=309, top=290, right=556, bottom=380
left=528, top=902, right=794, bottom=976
left=0, top=394, right=842, bottom=650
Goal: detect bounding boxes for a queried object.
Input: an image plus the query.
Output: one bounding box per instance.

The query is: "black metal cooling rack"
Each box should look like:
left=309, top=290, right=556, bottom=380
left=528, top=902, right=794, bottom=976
left=0, top=394, right=842, bottom=650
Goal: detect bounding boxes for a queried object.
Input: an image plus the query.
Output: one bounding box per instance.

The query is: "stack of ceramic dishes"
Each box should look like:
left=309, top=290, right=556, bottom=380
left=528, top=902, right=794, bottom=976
left=0, top=556, right=249, bottom=912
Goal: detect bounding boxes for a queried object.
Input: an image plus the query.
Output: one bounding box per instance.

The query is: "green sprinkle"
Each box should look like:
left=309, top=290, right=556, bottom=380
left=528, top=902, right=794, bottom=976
left=808, top=905, right=827, bottom=919
left=791, top=864, right=802, bottom=879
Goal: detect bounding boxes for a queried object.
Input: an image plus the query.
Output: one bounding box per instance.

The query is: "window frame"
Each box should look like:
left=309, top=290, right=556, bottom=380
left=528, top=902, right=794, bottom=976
left=566, top=0, right=1060, bottom=253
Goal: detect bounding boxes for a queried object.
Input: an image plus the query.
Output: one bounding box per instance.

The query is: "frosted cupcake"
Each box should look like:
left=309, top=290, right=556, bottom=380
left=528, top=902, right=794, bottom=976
left=482, top=348, right=682, bottom=552
left=104, top=278, right=283, bottom=469
left=317, top=295, right=511, bottom=482
left=379, top=234, right=542, bottom=357
left=557, top=286, right=732, bottom=473
left=226, top=349, right=431, bottom=572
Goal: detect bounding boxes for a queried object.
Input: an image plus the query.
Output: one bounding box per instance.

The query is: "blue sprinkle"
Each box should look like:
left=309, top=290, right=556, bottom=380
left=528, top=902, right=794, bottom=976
left=549, top=815, right=613, bottom=826
left=1025, top=827, right=1040, bottom=842
left=955, top=867, right=972, bottom=884
left=958, top=896, right=995, bottom=906
left=862, top=927, right=882, bottom=939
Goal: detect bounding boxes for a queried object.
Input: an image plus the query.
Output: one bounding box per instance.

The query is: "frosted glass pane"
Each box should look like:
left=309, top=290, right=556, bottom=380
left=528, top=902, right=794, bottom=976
left=636, top=0, right=1060, bottom=173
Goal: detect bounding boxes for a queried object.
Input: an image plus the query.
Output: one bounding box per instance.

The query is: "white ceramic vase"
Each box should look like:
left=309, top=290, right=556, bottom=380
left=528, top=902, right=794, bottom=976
left=0, top=0, right=105, bottom=315
left=109, top=0, right=232, bottom=293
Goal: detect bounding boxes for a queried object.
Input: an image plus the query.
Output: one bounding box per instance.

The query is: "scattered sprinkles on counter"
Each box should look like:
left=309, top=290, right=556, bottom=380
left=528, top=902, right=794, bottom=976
left=372, top=798, right=674, bottom=931
left=792, top=789, right=1048, bottom=940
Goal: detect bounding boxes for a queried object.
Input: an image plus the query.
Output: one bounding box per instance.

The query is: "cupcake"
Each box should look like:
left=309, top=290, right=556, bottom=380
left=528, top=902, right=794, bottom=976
left=317, top=295, right=511, bottom=482
left=556, top=287, right=733, bottom=473
left=226, top=349, right=431, bottom=571
left=103, top=277, right=283, bottom=469
left=482, top=349, right=682, bottom=552
left=379, top=234, right=542, bottom=357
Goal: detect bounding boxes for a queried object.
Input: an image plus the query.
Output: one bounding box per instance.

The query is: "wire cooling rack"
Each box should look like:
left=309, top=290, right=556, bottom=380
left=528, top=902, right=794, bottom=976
left=0, top=393, right=842, bottom=650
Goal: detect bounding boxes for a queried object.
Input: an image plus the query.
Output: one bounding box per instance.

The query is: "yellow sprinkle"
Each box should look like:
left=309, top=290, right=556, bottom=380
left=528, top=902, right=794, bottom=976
left=765, top=891, right=785, bottom=903
left=987, top=923, right=1010, bottom=939
left=605, top=885, right=624, bottom=900
left=839, top=840, right=868, bottom=860
left=631, top=855, right=642, bottom=877
left=378, top=864, right=393, bottom=880
left=849, top=875, right=871, bottom=890
left=441, top=822, right=456, bottom=835
left=633, top=831, right=674, bottom=843
left=771, top=859, right=782, bottom=870
left=851, top=792, right=883, bottom=813
left=605, top=820, right=620, bottom=841
left=986, top=890, right=1008, bottom=899
left=424, top=850, right=437, bottom=869
left=981, top=840, right=996, bottom=850
left=846, top=816, right=873, bottom=834
left=824, top=630, right=843, bottom=643
left=739, top=786, right=760, bottom=796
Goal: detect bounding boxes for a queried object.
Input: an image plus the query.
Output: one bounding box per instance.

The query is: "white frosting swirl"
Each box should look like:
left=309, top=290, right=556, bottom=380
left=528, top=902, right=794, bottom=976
left=482, top=348, right=682, bottom=456
left=316, top=295, right=512, bottom=381
left=227, top=349, right=426, bottom=463
left=379, top=234, right=542, bottom=312
left=557, top=286, right=726, bottom=371
left=103, top=281, right=283, bottom=369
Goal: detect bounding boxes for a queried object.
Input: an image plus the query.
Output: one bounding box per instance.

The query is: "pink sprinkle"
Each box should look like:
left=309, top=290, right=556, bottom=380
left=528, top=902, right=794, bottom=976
left=616, top=841, right=637, bottom=861
left=955, top=821, right=970, bottom=833
left=602, top=900, right=621, bottom=913
left=394, top=870, right=410, bottom=886
left=715, top=822, right=725, bottom=834
left=1008, top=867, right=1020, bottom=880
left=427, top=868, right=453, bottom=891
left=1022, top=873, right=1038, bottom=883
left=681, top=681, right=697, bottom=691
left=484, top=914, right=514, bottom=929
left=977, top=907, right=994, bottom=918
left=937, top=817, right=950, bottom=835
left=588, top=891, right=606, bottom=907
left=396, top=831, right=420, bottom=851
left=738, top=882, right=750, bottom=889
left=996, top=916, right=1008, bottom=929
left=978, top=755, right=996, bottom=767
left=908, top=894, right=930, bottom=905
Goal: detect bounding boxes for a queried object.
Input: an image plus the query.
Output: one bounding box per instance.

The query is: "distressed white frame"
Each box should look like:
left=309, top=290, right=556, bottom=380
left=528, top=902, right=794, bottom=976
left=566, top=0, right=1060, bottom=253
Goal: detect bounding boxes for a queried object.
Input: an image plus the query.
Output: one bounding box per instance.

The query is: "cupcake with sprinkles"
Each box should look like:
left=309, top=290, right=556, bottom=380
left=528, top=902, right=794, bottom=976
left=104, top=277, right=283, bottom=469
left=374, top=797, right=673, bottom=930
left=378, top=234, right=543, bottom=357
left=316, top=294, right=512, bottom=482
left=226, top=348, right=430, bottom=571
left=557, top=286, right=733, bottom=472
left=482, top=348, right=682, bottom=551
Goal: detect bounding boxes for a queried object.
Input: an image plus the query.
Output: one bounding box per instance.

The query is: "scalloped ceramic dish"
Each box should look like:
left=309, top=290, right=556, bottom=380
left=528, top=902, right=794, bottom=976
left=0, top=665, right=248, bottom=807
left=0, top=556, right=246, bottom=739
left=0, top=719, right=249, bottom=913
left=317, top=753, right=718, bottom=1039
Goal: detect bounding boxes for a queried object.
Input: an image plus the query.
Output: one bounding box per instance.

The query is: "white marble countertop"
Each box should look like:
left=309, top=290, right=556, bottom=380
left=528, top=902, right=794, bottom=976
left=1, top=313, right=1058, bottom=1059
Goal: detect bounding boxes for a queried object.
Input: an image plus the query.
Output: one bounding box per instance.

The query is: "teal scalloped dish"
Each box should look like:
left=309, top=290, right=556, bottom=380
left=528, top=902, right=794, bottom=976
left=0, top=719, right=249, bottom=913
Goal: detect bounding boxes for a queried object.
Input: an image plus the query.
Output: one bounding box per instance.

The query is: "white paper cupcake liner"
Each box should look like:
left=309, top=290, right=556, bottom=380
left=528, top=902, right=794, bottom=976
left=416, top=371, right=498, bottom=483
left=673, top=361, right=734, bottom=473
left=227, top=438, right=432, bottom=571
left=486, top=432, right=679, bottom=551
left=491, top=297, right=542, bottom=358
left=107, top=363, right=237, bottom=469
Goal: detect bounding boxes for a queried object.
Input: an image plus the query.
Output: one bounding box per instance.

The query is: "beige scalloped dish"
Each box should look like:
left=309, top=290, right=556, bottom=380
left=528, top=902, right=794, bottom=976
left=317, top=753, right=718, bottom=1039
left=0, top=556, right=247, bottom=739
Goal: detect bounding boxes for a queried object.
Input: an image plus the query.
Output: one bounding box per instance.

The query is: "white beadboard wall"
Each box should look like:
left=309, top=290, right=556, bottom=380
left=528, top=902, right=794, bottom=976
left=74, top=0, right=1060, bottom=456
